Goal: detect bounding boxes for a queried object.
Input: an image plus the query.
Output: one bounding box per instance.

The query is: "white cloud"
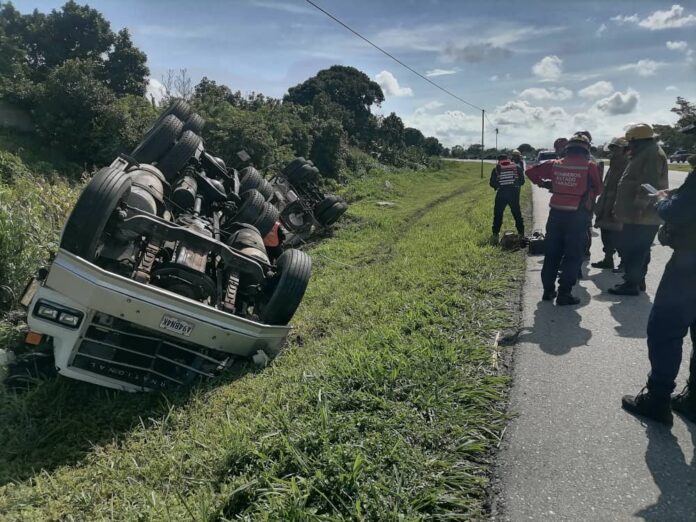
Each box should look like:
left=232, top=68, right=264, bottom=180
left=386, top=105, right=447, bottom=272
left=146, top=78, right=167, bottom=105
left=442, top=42, right=512, bottom=63
left=421, top=101, right=444, bottom=111
left=578, top=80, right=614, bottom=100
left=375, top=71, right=413, bottom=97
left=618, top=59, right=663, bottom=77
left=490, top=75, right=499, bottom=82
left=425, top=68, right=457, bottom=77
left=596, top=23, right=607, bottom=37
left=639, top=4, right=696, bottom=30
left=666, top=40, right=688, bottom=52
left=250, top=0, right=316, bottom=15
left=666, top=85, right=678, bottom=91
left=519, top=87, right=573, bottom=101
left=594, top=89, right=640, bottom=115
left=611, top=5, right=696, bottom=30
left=532, top=55, right=563, bottom=81
left=404, top=108, right=481, bottom=146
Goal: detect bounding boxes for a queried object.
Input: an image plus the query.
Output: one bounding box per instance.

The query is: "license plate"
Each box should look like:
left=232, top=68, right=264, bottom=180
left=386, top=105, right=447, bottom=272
left=159, top=315, right=194, bottom=337
left=20, top=278, right=39, bottom=308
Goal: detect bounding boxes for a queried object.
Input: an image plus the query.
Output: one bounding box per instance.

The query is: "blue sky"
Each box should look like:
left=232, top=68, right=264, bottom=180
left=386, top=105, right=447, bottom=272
left=14, top=0, right=696, bottom=148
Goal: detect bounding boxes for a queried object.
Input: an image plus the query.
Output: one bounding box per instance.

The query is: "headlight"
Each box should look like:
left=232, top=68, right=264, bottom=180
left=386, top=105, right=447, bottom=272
left=33, top=300, right=83, bottom=329
left=37, top=304, right=59, bottom=320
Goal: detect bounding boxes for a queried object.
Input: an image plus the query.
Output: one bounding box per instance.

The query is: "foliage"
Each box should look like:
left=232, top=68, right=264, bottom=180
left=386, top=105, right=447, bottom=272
left=0, top=152, right=80, bottom=310
left=0, top=163, right=528, bottom=520
left=101, top=29, right=149, bottom=96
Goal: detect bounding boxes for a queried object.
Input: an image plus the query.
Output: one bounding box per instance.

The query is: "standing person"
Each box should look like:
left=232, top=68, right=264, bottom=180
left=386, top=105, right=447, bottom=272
left=553, top=137, right=568, bottom=158
left=526, top=134, right=602, bottom=305
left=609, top=123, right=669, bottom=296
left=621, top=151, right=696, bottom=426
left=490, top=153, right=525, bottom=242
left=591, top=137, right=629, bottom=269
left=511, top=149, right=525, bottom=171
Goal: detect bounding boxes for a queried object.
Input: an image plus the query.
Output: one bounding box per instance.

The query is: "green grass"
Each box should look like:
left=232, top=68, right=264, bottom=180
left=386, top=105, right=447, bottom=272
left=669, top=163, right=692, bottom=173
left=0, top=163, right=528, bottom=520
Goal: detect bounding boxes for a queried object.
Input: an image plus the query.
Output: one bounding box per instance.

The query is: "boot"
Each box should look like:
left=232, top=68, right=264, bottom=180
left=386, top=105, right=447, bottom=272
left=490, top=233, right=499, bottom=245
left=556, top=290, right=580, bottom=306
left=622, top=388, right=673, bottom=426
left=672, top=383, right=696, bottom=424
left=542, top=288, right=557, bottom=301
left=608, top=282, right=639, bottom=296
left=591, top=257, right=614, bottom=269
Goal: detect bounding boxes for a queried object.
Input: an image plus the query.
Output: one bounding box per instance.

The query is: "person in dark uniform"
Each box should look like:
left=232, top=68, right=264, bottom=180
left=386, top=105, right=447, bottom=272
left=526, top=134, right=603, bottom=305
left=622, top=143, right=696, bottom=426
left=490, top=153, right=525, bottom=242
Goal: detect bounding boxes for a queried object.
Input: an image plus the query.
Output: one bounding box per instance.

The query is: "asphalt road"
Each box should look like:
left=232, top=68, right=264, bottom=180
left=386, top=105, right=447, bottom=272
left=494, top=169, right=695, bottom=521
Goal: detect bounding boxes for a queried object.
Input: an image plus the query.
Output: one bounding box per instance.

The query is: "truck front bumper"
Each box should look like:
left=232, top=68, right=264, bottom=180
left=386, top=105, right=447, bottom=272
left=26, top=250, right=291, bottom=391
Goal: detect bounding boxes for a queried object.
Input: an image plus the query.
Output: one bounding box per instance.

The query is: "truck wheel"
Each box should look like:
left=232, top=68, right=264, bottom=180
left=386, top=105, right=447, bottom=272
left=156, top=130, right=202, bottom=180
left=131, top=115, right=183, bottom=164
left=253, top=202, right=280, bottom=236
left=282, top=158, right=306, bottom=176
left=60, top=166, right=132, bottom=261
left=260, top=249, right=312, bottom=325
left=235, top=189, right=265, bottom=224
left=316, top=201, right=347, bottom=226
left=314, top=195, right=342, bottom=215
left=140, top=100, right=192, bottom=141
left=182, top=113, right=205, bottom=134
left=288, top=164, right=319, bottom=186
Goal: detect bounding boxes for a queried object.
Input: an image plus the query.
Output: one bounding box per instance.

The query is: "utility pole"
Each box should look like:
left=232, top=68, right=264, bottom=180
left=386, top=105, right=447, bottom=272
left=495, top=127, right=499, bottom=151
left=480, top=110, right=485, bottom=179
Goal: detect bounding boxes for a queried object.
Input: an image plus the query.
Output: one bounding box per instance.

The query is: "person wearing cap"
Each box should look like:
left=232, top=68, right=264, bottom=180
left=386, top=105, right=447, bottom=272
left=526, top=134, right=603, bottom=305
left=610, top=123, right=669, bottom=296
left=622, top=124, right=696, bottom=425
left=490, top=153, right=525, bottom=242
left=553, top=137, right=568, bottom=158
left=591, top=137, right=630, bottom=269
left=511, top=149, right=525, bottom=171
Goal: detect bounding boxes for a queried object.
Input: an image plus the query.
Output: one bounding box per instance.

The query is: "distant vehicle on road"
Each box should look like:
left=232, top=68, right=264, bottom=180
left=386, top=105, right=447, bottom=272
left=669, top=149, right=691, bottom=163
left=536, top=150, right=557, bottom=163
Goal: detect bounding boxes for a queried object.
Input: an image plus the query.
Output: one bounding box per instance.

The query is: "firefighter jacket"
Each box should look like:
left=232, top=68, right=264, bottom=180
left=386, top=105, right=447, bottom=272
left=490, top=160, right=524, bottom=191
left=526, top=154, right=603, bottom=212
left=614, top=140, right=669, bottom=225
left=594, top=153, right=629, bottom=231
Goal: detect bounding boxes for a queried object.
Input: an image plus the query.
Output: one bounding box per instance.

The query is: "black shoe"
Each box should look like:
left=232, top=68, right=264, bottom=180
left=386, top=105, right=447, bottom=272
left=542, top=289, right=557, bottom=301
left=622, top=388, right=673, bottom=426
left=591, top=258, right=614, bottom=269
left=608, top=283, right=639, bottom=296
left=640, top=280, right=646, bottom=292
left=556, top=292, right=580, bottom=306
left=672, top=385, right=696, bottom=424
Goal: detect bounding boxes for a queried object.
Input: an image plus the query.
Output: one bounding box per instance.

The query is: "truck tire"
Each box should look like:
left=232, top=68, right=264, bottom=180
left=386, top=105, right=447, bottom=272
left=60, top=166, right=132, bottom=261
left=288, top=164, right=319, bottom=186
left=316, top=201, right=347, bottom=226
left=282, top=158, right=306, bottom=176
left=131, top=115, right=183, bottom=164
left=260, top=249, right=311, bottom=325
left=156, top=130, right=202, bottom=180
left=183, top=113, right=205, bottom=134
left=140, top=100, right=192, bottom=141
left=314, top=195, right=342, bottom=215
left=253, top=202, right=280, bottom=236
left=235, top=189, right=265, bottom=224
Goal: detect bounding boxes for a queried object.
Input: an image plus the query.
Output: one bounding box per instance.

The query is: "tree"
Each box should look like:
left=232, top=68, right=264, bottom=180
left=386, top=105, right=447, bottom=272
left=379, top=112, right=405, bottom=150
left=404, top=127, right=425, bottom=148
left=102, top=28, right=149, bottom=96
left=284, top=65, right=384, bottom=144
left=671, top=96, right=696, bottom=127
left=423, top=136, right=443, bottom=156
left=450, top=145, right=465, bottom=158
left=517, top=143, right=534, bottom=155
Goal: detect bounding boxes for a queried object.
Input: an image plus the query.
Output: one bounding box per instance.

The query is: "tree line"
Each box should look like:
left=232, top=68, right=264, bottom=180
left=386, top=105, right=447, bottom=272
left=0, top=1, right=446, bottom=178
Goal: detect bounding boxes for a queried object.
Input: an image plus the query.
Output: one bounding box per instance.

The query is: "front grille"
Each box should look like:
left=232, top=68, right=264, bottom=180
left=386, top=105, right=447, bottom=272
left=71, top=312, right=233, bottom=390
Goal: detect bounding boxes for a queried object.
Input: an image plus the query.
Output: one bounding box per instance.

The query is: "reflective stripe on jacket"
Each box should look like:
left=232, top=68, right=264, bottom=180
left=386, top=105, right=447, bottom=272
left=526, top=155, right=603, bottom=212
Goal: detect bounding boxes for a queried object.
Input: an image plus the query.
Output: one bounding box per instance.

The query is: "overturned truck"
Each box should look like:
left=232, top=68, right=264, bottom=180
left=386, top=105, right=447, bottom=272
left=19, top=101, right=322, bottom=391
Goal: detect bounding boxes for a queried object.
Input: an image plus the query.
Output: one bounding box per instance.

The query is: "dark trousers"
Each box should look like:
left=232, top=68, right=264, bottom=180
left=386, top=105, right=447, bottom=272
left=492, top=187, right=524, bottom=235
left=600, top=228, right=621, bottom=258
left=647, top=250, right=696, bottom=396
left=541, top=208, right=588, bottom=292
left=620, top=224, right=659, bottom=287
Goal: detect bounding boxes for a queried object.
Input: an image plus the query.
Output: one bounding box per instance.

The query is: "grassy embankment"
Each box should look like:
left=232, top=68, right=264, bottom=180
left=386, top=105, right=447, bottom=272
left=668, top=163, right=692, bottom=173
left=0, top=162, right=528, bottom=520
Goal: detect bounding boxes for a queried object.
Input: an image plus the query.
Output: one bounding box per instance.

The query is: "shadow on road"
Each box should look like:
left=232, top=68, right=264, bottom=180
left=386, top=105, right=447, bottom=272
left=635, top=420, right=696, bottom=521
left=517, top=291, right=593, bottom=356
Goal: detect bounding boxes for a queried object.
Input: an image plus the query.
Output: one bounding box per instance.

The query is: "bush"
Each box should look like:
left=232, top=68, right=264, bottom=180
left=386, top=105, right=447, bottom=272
left=310, top=118, right=346, bottom=179
left=0, top=154, right=80, bottom=310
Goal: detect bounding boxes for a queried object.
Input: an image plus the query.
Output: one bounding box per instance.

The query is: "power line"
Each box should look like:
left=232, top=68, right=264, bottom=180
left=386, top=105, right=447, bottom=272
left=304, top=0, right=484, bottom=113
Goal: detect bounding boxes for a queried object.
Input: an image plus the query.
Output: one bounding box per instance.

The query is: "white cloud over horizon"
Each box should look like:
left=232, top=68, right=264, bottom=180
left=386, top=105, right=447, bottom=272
left=532, top=55, right=563, bottom=81
left=618, top=59, right=663, bottom=77
left=425, top=68, right=458, bottom=77
left=578, top=81, right=614, bottom=99
left=594, top=89, right=640, bottom=115
left=611, top=4, right=696, bottom=30
left=375, top=71, right=414, bottom=97
left=519, top=87, right=573, bottom=101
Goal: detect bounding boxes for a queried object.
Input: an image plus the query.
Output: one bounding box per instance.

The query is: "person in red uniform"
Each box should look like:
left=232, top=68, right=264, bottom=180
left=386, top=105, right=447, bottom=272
left=490, top=153, right=525, bottom=242
left=526, top=134, right=603, bottom=305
